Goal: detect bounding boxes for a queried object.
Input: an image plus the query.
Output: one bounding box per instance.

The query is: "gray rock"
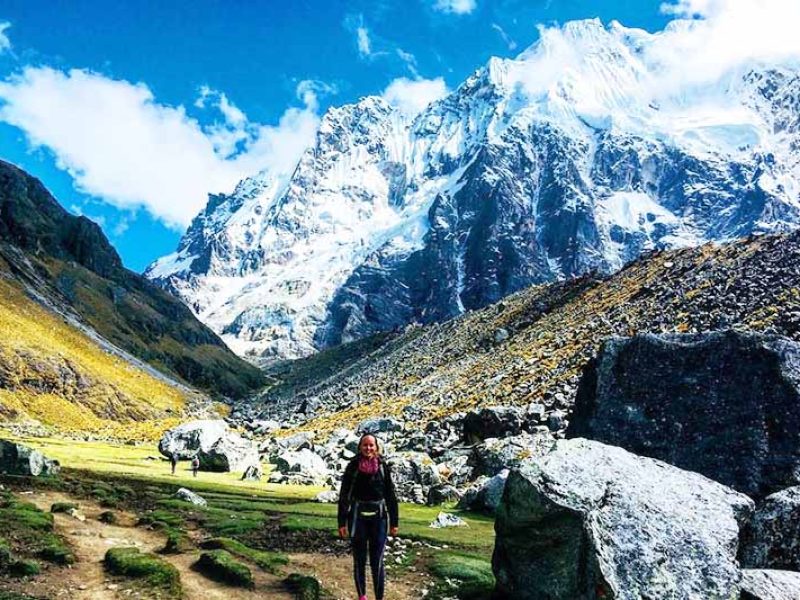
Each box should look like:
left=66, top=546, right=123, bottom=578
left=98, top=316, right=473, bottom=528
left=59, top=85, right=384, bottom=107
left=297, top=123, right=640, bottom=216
left=426, top=484, right=462, bottom=506
left=175, top=487, right=207, bottom=507
left=493, top=438, right=754, bottom=600
left=315, top=490, right=339, bottom=503
left=436, top=454, right=473, bottom=487
left=198, top=432, right=259, bottom=472
left=470, top=431, right=555, bottom=478
left=429, top=512, right=467, bottom=528
left=355, top=417, right=404, bottom=435
left=546, top=409, right=567, bottom=432
left=158, top=420, right=228, bottom=460
left=241, top=463, right=263, bottom=481
left=741, top=570, right=800, bottom=600
left=457, top=470, right=508, bottom=514
left=569, top=331, right=800, bottom=499
left=493, top=328, right=510, bottom=343
left=245, top=420, right=280, bottom=434
left=271, top=449, right=330, bottom=485
left=386, top=452, right=440, bottom=503
left=0, top=440, right=60, bottom=476
left=463, top=406, right=524, bottom=443
left=276, top=431, right=315, bottom=452
left=742, top=486, right=800, bottom=570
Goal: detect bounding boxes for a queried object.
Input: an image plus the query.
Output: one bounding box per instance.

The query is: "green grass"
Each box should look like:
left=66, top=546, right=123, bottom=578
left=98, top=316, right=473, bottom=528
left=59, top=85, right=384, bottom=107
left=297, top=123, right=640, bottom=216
left=0, top=491, right=74, bottom=570
left=200, top=537, right=288, bottom=574
left=428, top=550, right=495, bottom=600
left=285, top=572, right=322, bottom=600
left=104, top=546, right=181, bottom=596
left=193, top=550, right=254, bottom=588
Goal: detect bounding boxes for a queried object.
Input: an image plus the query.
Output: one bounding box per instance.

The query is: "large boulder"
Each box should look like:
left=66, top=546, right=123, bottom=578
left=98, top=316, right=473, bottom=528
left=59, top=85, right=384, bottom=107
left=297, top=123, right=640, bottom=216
left=457, top=470, right=509, bottom=515
left=197, top=432, right=259, bottom=473
left=0, top=440, right=60, bottom=476
left=470, top=431, right=555, bottom=478
left=462, top=406, right=524, bottom=443
left=741, top=486, right=800, bottom=570
left=741, top=570, right=800, bottom=600
left=569, top=331, right=800, bottom=499
left=493, top=438, right=754, bottom=600
left=386, top=452, right=440, bottom=503
left=158, top=420, right=229, bottom=459
left=269, top=449, right=330, bottom=485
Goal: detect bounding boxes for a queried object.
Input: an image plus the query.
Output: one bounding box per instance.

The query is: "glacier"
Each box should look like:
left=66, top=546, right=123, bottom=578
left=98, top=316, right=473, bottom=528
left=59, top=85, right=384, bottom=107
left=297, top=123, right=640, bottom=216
left=146, top=18, right=800, bottom=363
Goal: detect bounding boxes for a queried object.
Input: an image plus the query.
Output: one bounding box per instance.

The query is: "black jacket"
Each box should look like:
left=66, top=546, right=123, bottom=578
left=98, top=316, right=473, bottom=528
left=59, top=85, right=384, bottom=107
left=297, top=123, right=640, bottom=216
left=337, top=458, right=399, bottom=528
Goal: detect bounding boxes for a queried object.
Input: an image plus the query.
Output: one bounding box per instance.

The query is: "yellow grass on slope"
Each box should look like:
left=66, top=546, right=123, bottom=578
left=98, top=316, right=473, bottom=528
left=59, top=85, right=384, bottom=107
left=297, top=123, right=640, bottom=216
left=0, top=276, right=187, bottom=439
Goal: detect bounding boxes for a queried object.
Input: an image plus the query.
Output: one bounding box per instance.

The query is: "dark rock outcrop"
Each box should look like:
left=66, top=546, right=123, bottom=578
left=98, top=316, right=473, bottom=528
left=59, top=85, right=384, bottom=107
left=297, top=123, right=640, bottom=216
left=741, top=486, right=800, bottom=570
left=462, top=406, right=524, bottom=443
left=569, top=330, right=800, bottom=499
left=0, top=440, right=60, bottom=476
left=492, top=438, right=753, bottom=600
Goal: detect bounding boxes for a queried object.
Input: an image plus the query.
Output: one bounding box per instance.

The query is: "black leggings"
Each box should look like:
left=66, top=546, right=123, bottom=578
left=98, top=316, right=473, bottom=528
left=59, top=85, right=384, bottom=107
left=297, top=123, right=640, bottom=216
left=352, top=514, right=388, bottom=599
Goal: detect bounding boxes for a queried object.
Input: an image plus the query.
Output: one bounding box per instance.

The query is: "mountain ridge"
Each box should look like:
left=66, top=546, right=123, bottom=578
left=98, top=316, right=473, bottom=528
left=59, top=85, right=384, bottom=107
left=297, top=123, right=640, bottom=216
left=147, top=18, right=800, bottom=363
left=0, top=159, right=265, bottom=400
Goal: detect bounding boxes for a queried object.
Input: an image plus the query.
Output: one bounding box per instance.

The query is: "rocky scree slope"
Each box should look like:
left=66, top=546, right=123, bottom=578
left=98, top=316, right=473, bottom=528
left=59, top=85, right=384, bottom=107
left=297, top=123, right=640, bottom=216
left=244, top=230, right=800, bottom=433
left=148, top=18, right=800, bottom=363
left=0, top=159, right=265, bottom=401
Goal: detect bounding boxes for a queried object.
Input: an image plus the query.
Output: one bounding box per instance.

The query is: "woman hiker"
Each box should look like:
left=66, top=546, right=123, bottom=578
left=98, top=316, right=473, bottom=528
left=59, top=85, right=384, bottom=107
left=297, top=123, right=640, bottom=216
left=338, top=434, right=399, bottom=600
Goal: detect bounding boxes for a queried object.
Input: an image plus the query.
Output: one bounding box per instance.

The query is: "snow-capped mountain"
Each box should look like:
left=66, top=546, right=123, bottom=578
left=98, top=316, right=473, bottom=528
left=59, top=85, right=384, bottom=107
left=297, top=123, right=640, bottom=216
left=146, top=18, right=800, bottom=363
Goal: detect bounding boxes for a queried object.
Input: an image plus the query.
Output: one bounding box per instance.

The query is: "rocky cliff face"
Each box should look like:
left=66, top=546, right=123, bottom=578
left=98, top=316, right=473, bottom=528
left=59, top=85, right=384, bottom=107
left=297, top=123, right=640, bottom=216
left=147, top=19, right=800, bottom=363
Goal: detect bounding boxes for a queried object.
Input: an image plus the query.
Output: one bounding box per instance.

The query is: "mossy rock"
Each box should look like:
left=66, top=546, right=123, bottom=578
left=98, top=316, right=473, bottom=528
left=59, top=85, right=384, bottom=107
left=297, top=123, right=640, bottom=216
left=161, top=529, right=192, bottom=555
left=98, top=510, right=117, bottom=524
left=37, top=543, right=75, bottom=565
left=104, top=546, right=181, bottom=596
left=50, top=502, right=78, bottom=514
left=285, top=573, right=321, bottom=600
left=199, top=537, right=288, bottom=574
left=193, top=550, right=254, bottom=589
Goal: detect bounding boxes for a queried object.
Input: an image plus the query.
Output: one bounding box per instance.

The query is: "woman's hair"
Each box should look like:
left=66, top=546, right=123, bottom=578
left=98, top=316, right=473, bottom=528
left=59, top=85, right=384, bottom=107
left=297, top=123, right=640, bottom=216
left=357, top=433, right=381, bottom=456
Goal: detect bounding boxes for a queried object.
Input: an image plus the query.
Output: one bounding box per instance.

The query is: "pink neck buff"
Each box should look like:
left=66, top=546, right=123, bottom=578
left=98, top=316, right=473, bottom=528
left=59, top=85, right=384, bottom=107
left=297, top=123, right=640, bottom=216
left=358, top=455, right=380, bottom=475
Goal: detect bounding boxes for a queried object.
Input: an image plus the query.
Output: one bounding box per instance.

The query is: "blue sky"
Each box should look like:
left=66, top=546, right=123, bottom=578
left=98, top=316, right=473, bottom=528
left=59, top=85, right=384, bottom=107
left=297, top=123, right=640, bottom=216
left=0, top=1, right=677, bottom=272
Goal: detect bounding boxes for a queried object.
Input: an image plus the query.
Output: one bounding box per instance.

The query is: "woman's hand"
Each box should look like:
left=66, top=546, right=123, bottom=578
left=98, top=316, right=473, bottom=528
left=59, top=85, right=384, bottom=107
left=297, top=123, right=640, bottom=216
left=390, top=526, right=399, bottom=537
left=338, top=526, right=348, bottom=539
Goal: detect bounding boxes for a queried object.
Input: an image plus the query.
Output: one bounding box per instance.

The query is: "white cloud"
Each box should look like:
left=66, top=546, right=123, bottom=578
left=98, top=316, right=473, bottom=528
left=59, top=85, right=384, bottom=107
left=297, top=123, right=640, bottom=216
left=382, top=77, right=449, bottom=117
left=492, top=23, right=517, bottom=51
left=652, top=0, right=800, bottom=88
left=0, top=67, right=319, bottom=229
left=295, top=79, right=338, bottom=111
left=0, top=21, right=11, bottom=54
left=432, top=0, right=477, bottom=15
left=357, top=26, right=372, bottom=57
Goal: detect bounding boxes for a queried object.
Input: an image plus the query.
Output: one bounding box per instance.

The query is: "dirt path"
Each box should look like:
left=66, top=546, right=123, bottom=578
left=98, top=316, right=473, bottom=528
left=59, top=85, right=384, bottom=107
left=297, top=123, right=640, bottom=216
left=21, top=490, right=293, bottom=600
left=289, top=552, right=423, bottom=600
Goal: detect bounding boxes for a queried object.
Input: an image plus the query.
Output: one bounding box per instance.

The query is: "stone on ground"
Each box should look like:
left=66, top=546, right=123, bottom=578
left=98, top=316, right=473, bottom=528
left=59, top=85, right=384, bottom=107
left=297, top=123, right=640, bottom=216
left=158, top=420, right=228, bottom=460
left=175, top=487, right=207, bottom=507
left=741, top=569, right=800, bottom=600
left=470, top=431, right=554, bottom=478
left=269, top=449, right=330, bottom=485
left=741, top=486, right=800, bottom=570
left=0, top=440, right=60, bottom=476
left=569, top=331, right=800, bottom=499
left=198, top=432, right=259, bottom=473
left=492, top=438, right=753, bottom=600
left=457, top=470, right=509, bottom=514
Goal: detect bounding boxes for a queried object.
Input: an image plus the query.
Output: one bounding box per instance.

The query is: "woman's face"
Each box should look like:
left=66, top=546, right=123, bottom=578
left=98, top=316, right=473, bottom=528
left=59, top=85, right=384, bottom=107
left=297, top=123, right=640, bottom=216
left=360, top=436, right=378, bottom=458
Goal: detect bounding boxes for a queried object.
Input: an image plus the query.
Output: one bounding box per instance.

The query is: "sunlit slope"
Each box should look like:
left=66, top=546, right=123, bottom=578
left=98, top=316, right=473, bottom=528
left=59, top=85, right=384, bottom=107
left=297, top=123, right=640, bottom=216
left=258, top=231, right=800, bottom=433
left=0, top=275, right=187, bottom=439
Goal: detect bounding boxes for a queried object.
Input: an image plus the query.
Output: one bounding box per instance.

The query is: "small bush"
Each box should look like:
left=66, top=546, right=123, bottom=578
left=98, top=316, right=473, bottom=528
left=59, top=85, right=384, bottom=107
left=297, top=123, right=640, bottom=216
left=104, top=547, right=181, bottom=596
left=193, top=550, right=254, bottom=588
left=37, top=543, right=75, bottom=565
left=50, top=502, right=78, bottom=514
left=285, top=573, right=321, bottom=600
